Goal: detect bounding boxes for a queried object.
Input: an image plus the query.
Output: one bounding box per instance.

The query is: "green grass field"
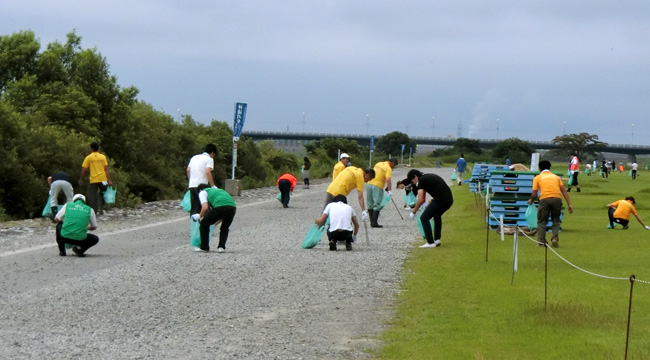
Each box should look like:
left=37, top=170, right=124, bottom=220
left=377, top=167, right=650, bottom=359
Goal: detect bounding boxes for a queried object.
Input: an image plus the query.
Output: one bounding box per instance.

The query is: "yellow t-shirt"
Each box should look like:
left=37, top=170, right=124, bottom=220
left=612, top=200, right=637, bottom=220
left=532, top=170, right=562, bottom=200
left=327, top=166, right=365, bottom=196
left=332, top=161, right=346, bottom=180
left=81, top=152, right=108, bottom=183
left=368, top=161, right=392, bottom=188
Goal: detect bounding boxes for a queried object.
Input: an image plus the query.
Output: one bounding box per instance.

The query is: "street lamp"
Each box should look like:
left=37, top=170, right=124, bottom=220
left=632, top=123, right=635, bottom=145
left=432, top=116, right=435, bottom=138
left=496, top=118, right=500, bottom=140
left=366, top=114, right=370, bottom=135
left=563, top=121, right=566, bottom=134
left=302, top=112, right=305, bottom=133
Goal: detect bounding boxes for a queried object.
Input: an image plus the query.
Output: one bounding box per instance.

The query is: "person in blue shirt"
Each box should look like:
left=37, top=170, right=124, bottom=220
left=455, top=154, right=467, bottom=186
left=505, top=157, right=512, bottom=166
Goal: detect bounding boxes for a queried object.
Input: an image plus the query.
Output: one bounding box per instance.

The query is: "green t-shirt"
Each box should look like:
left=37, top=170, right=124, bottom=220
left=205, top=188, right=236, bottom=208
left=61, top=201, right=92, bottom=240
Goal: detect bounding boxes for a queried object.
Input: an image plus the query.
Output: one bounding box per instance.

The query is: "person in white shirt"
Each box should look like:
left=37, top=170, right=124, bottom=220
left=632, top=161, right=639, bottom=180
left=187, top=144, right=217, bottom=218
left=315, top=195, right=359, bottom=251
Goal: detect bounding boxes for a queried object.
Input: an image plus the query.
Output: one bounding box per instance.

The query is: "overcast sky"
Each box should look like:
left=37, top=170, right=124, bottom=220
left=3, top=1, right=650, bottom=145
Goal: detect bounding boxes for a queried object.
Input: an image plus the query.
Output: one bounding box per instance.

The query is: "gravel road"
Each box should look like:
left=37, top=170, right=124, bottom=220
left=0, top=167, right=452, bottom=359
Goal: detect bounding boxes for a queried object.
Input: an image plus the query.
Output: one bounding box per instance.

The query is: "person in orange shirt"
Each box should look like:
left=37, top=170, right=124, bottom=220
left=79, top=142, right=112, bottom=215
left=528, top=160, right=573, bottom=248
left=277, top=173, right=297, bottom=208
left=607, top=197, right=650, bottom=230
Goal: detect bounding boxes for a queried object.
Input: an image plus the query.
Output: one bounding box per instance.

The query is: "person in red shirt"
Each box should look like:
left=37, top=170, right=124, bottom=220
left=277, top=173, right=297, bottom=208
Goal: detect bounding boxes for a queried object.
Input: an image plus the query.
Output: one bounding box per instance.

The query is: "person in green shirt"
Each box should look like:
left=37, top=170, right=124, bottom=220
left=196, top=184, right=237, bottom=253
left=54, top=194, right=99, bottom=257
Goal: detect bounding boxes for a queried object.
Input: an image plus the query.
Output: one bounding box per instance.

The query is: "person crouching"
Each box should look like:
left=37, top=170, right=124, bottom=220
left=315, top=195, right=359, bottom=251
left=54, top=194, right=99, bottom=257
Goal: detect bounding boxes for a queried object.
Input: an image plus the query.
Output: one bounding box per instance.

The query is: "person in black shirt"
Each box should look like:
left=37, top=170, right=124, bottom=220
left=406, top=169, right=454, bottom=248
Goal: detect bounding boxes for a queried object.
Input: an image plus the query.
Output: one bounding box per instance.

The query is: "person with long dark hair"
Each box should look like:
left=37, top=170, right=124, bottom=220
left=301, top=157, right=311, bottom=189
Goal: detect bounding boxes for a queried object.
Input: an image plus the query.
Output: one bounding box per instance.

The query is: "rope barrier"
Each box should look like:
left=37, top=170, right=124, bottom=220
left=514, top=225, right=646, bottom=283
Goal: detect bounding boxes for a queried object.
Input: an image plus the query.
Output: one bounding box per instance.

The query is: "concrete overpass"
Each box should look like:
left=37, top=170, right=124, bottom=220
left=241, top=130, right=650, bottom=156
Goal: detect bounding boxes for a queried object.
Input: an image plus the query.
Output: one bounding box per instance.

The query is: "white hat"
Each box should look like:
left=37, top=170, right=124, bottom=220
left=72, top=194, right=86, bottom=203
left=340, top=153, right=350, bottom=159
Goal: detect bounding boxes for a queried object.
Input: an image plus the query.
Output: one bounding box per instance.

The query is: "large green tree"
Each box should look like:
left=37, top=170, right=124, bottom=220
left=453, top=137, right=482, bottom=155
left=551, top=133, right=608, bottom=159
left=375, top=131, right=417, bottom=158
left=491, top=138, right=535, bottom=164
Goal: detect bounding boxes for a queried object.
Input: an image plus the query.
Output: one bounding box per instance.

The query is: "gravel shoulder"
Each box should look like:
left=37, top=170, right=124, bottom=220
left=0, top=167, right=452, bottom=359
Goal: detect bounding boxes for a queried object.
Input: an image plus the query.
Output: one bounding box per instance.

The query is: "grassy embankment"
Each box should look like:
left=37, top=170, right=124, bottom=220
left=378, top=165, right=650, bottom=359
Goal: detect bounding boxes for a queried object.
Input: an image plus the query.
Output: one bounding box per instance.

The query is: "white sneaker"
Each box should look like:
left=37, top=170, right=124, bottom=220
left=434, top=239, right=441, bottom=246
left=217, top=247, right=225, bottom=253
left=419, top=242, right=437, bottom=248
left=193, top=247, right=208, bottom=253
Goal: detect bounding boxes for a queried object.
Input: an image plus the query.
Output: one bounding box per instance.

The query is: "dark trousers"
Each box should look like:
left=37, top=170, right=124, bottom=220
left=200, top=206, right=236, bottom=251
left=327, top=229, right=353, bottom=243
left=608, top=208, right=629, bottom=228
left=632, top=170, right=637, bottom=179
left=56, top=222, right=99, bottom=254
left=189, top=185, right=207, bottom=216
left=278, top=179, right=291, bottom=207
left=87, top=183, right=107, bottom=213
left=420, top=199, right=453, bottom=244
left=537, top=198, right=563, bottom=242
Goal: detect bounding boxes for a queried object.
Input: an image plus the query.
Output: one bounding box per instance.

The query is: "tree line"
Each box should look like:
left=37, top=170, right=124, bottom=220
left=0, top=30, right=608, bottom=220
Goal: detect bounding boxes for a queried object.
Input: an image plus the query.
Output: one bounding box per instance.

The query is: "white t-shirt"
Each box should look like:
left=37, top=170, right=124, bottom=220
left=323, top=201, right=355, bottom=231
left=187, top=152, right=214, bottom=187
left=632, top=163, right=638, bottom=171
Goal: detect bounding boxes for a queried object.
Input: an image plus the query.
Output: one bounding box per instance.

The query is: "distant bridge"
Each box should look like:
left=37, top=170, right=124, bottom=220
left=241, top=131, right=650, bottom=156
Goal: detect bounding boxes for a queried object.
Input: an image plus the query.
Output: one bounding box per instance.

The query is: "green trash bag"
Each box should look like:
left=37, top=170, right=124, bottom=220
left=416, top=214, right=434, bottom=239
left=190, top=218, right=215, bottom=248
left=379, top=192, right=391, bottom=210
left=42, top=196, right=63, bottom=218
left=180, top=191, right=191, bottom=212
left=450, top=170, right=457, bottom=181
left=525, top=204, right=538, bottom=230
left=629, top=170, right=633, bottom=177
left=403, top=192, right=416, bottom=207
left=103, top=186, right=117, bottom=204
left=302, top=224, right=326, bottom=249
left=276, top=192, right=282, bottom=201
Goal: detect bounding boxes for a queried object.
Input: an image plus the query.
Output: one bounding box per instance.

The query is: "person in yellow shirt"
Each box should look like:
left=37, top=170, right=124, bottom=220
left=79, top=142, right=112, bottom=215
left=325, top=166, right=375, bottom=222
left=527, top=160, right=573, bottom=248
left=607, top=197, right=650, bottom=230
left=332, top=153, right=351, bottom=180
left=367, top=158, right=398, bottom=227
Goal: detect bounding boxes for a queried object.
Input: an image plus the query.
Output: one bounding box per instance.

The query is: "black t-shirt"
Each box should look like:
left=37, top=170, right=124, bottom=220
left=51, top=171, right=72, bottom=184
left=417, top=173, right=453, bottom=204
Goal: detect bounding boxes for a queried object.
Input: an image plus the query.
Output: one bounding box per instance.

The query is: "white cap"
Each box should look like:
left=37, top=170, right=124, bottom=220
left=72, top=194, right=86, bottom=203
left=340, top=153, right=350, bottom=160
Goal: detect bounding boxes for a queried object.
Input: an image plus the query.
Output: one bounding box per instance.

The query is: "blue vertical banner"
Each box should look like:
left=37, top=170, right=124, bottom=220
left=369, top=136, right=375, bottom=151
left=231, top=102, right=247, bottom=179
left=232, top=102, right=247, bottom=140
left=369, top=136, right=375, bottom=168
left=400, top=144, right=405, bottom=154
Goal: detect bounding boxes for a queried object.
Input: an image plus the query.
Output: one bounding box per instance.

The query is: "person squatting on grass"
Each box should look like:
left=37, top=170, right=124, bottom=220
left=315, top=195, right=359, bottom=251
left=325, top=166, right=375, bottom=222
left=528, top=160, right=573, bottom=248
left=366, top=158, right=398, bottom=228
left=607, top=197, right=650, bottom=230
left=277, top=172, right=297, bottom=208
left=54, top=194, right=99, bottom=257
left=195, top=184, right=237, bottom=253
left=406, top=169, right=453, bottom=249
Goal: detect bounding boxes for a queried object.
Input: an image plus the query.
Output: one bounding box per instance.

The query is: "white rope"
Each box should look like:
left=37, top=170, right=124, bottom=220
left=514, top=226, right=635, bottom=282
